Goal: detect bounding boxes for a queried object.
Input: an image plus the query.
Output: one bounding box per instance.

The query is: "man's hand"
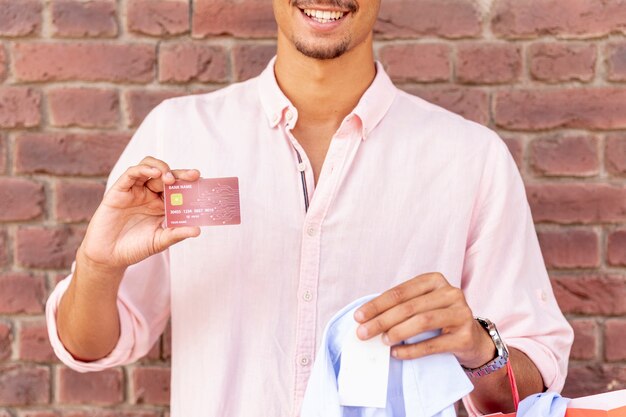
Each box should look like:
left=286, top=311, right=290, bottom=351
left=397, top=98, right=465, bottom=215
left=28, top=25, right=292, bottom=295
left=57, top=156, right=201, bottom=361
left=80, top=156, right=202, bottom=273
left=354, top=272, right=495, bottom=369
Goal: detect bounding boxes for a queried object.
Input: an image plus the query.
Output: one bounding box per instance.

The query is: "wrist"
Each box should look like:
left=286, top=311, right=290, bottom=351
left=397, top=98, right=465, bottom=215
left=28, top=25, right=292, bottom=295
left=76, top=246, right=127, bottom=282
left=461, top=317, right=510, bottom=378
left=460, top=319, right=498, bottom=369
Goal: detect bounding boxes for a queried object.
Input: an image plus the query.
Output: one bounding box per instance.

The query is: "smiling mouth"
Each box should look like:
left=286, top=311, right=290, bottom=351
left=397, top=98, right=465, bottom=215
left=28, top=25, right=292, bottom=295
left=300, top=8, right=348, bottom=24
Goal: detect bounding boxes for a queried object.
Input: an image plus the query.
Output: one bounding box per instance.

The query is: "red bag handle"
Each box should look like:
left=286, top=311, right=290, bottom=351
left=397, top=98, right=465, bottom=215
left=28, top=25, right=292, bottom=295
left=506, top=360, right=520, bottom=411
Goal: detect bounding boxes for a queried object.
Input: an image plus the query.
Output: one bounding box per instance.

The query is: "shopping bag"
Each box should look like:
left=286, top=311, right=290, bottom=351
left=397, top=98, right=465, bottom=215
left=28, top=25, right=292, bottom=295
left=483, top=389, right=626, bottom=417
left=566, top=390, right=626, bottom=417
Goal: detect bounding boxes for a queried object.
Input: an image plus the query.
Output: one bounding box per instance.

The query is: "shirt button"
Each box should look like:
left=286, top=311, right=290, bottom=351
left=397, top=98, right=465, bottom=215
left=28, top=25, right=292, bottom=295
left=297, top=162, right=306, bottom=172
left=303, top=290, right=313, bottom=302
left=286, top=110, right=294, bottom=120
left=306, top=227, right=316, bottom=237
left=299, top=355, right=311, bottom=367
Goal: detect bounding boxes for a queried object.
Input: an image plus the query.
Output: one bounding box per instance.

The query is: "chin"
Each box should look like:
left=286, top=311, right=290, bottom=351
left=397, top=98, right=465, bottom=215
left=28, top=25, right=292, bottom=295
left=294, top=39, right=351, bottom=60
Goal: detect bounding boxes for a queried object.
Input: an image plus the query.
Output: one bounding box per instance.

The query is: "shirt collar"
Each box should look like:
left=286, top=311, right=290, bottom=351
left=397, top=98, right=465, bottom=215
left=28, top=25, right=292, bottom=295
left=257, top=57, right=397, bottom=140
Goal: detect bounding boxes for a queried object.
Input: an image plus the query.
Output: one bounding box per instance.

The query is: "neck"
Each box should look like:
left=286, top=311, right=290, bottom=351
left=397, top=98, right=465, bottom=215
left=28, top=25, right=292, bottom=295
left=274, top=34, right=376, bottom=129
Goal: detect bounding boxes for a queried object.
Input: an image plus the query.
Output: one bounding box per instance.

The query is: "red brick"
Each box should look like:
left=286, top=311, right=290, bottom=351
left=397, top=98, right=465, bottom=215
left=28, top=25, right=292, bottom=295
left=495, top=88, right=626, bottom=130
left=232, top=44, right=276, bottom=82
left=55, top=181, right=105, bottom=223
left=529, top=43, right=596, bottom=83
left=192, top=0, right=276, bottom=38
left=492, top=0, right=626, bottom=39
left=607, top=42, right=626, bottom=82
left=607, top=135, right=626, bottom=175
left=124, top=89, right=185, bottom=128
left=62, top=411, right=159, bottom=417
left=186, top=86, right=218, bottom=96
left=159, top=43, right=228, bottom=83
left=569, top=319, right=597, bottom=360
left=527, top=183, right=626, bottom=224
left=0, top=321, right=12, bottom=361
left=0, top=178, right=45, bottom=221
left=128, top=0, right=189, bottom=36
left=131, top=367, right=170, bottom=405
left=57, top=367, right=123, bottom=405
left=530, top=135, right=599, bottom=177
left=0, top=45, right=7, bottom=82
left=18, top=320, right=55, bottom=363
left=0, top=273, right=45, bottom=314
left=502, top=136, right=524, bottom=170
left=605, top=319, right=626, bottom=362
left=537, top=229, right=599, bottom=269
left=405, top=86, right=489, bottom=126
left=563, top=364, right=626, bottom=398
left=607, top=230, right=626, bottom=267
left=51, top=0, right=117, bottom=38
left=457, top=43, right=522, bottom=84
left=0, top=88, right=41, bottom=128
left=375, top=0, right=481, bottom=39
left=15, top=132, right=130, bottom=177
left=553, top=274, right=626, bottom=316
left=0, top=0, right=42, bottom=37
left=13, top=43, right=155, bottom=83
left=53, top=274, right=67, bottom=286
left=20, top=412, right=60, bottom=417
left=16, top=226, right=85, bottom=269
left=0, top=231, right=8, bottom=268
left=0, top=365, right=49, bottom=405
left=380, top=44, right=451, bottom=83
left=48, top=88, right=119, bottom=128
left=0, top=134, right=7, bottom=174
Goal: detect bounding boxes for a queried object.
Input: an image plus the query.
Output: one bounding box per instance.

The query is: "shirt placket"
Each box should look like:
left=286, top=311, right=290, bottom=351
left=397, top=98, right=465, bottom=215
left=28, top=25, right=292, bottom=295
left=283, top=113, right=363, bottom=416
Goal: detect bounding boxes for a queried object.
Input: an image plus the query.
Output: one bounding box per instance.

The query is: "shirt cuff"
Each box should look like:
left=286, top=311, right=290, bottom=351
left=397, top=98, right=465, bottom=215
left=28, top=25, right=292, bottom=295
left=45, top=276, right=136, bottom=372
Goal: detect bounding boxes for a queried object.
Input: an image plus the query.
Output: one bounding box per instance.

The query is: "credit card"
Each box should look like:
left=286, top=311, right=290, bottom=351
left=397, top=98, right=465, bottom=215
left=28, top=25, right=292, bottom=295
left=163, top=177, right=241, bottom=228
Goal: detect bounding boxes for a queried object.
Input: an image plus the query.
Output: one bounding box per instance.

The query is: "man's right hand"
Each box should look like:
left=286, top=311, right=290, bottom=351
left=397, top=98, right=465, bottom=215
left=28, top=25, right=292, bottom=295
left=56, top=157, right=201, bottom=361
left=79, top=156, right=201, bottom=273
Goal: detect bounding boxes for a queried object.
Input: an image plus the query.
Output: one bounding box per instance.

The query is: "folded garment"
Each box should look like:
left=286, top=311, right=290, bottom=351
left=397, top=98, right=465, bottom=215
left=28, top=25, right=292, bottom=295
left=301, top=295, right=474, bottom=417
left=517, top=392, right=569, bottom=417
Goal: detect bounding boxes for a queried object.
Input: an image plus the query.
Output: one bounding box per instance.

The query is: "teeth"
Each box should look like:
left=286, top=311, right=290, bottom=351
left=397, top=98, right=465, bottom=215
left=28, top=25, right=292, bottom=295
left=303, top=8, right=345, bottom=22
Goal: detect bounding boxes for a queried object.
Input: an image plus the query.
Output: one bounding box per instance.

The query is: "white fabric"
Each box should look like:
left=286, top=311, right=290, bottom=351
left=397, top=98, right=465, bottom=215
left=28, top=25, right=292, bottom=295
left=301, top=295, right=474, bottom=417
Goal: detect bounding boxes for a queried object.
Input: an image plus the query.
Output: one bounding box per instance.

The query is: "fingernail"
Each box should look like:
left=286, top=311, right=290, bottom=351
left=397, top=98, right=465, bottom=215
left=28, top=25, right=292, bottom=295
left=391, top=349, right=399, bottom=358
left=354, top=310, right=364, bottom=322
left=357, top=326, right=368, bottom=339
left=382, top=334, right=391, bottom=345
left=164, top=172, right=174, bottom=181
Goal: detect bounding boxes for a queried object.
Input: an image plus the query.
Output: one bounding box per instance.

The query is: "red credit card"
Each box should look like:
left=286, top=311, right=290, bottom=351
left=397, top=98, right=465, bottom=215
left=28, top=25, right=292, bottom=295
left=163, top=177, right=241, bottom=228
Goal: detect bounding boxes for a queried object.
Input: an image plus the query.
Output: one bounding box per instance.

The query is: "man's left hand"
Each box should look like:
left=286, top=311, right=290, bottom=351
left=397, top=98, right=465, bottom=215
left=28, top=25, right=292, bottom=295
left=354, top=272, right=496, bottom=369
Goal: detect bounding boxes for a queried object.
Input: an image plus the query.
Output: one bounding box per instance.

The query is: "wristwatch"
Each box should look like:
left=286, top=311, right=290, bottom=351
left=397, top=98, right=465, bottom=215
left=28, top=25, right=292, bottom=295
left=462, top=317, right=509, bottom=378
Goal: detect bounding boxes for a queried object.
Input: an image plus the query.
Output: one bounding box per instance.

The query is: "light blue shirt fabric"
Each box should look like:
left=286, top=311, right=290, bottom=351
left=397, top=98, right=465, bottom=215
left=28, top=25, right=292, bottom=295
left=301, top=295, right=474, bottom=417
left=517, top=392, right=569, bottom=417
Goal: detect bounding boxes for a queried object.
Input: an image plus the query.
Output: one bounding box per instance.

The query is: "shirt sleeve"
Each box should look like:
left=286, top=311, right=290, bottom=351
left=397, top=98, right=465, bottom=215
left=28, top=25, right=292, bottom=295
left=459, top=134, right=574, bottom=415
left=45, top=104, right=172, bottom=372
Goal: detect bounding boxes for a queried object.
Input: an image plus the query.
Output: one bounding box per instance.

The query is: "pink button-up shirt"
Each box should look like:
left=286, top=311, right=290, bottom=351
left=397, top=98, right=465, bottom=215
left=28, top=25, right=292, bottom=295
left=47, top=59, right=573, bottom=417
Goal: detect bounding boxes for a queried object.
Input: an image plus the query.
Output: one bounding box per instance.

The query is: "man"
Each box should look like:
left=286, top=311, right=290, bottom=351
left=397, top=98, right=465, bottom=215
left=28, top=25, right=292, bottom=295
left=46, top=0, right=573, bottom=416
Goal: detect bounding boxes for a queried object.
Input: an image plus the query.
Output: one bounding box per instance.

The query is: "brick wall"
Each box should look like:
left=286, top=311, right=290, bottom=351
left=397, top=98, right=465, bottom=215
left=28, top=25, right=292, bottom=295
left=0, top=0, right=625, bottom=414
